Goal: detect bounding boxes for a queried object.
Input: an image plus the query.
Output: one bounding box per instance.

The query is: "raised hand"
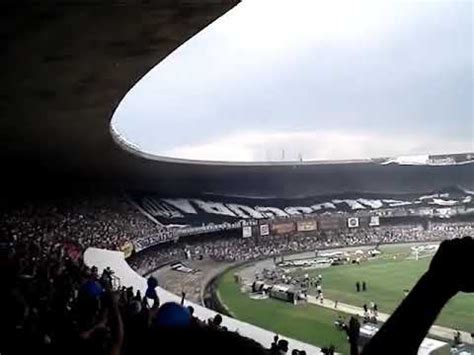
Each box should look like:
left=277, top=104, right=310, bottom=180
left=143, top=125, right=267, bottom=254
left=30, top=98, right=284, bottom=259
left=362, top=236, right=473, bottom=355
left=427, top=236, right=474, bottom=294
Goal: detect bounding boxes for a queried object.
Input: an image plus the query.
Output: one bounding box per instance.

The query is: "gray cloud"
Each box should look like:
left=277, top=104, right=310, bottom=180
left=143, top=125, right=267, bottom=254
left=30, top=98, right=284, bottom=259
left=112, top=0, right=473, bottom=161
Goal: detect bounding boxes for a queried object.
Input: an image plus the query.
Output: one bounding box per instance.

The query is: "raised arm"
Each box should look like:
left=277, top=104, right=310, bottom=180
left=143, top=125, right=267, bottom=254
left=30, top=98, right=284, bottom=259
left=362, top=236, right=473, bottom=355
left=109, top=292, right=124, bottom=355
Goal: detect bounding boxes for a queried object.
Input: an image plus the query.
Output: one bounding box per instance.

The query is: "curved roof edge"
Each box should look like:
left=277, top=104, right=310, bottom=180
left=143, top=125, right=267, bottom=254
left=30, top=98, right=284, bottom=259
left=111, top=125, right=474, bottom=168
left=111, top=126, right=375, bottom=166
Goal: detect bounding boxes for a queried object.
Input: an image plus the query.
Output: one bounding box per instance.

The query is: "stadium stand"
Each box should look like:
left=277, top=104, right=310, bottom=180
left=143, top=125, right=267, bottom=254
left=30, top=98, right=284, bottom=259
left=2, top=192, right=473, bottom=354
left=127, top=225, right=466, bottom=275
left=1, top=192, right=323, bottom=354
left=84, top=248, right=321, bottom=354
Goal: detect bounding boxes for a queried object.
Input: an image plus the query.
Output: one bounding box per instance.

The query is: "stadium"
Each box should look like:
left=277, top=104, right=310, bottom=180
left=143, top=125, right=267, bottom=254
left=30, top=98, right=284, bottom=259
left=1, top=2, right=473, bottom=355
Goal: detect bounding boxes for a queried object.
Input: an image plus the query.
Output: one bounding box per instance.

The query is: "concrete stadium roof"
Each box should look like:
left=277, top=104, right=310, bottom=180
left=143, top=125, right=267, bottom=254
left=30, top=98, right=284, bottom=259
left=1, top=1, right=237, bottom=188
left=1, top=2, right=473, bottom=197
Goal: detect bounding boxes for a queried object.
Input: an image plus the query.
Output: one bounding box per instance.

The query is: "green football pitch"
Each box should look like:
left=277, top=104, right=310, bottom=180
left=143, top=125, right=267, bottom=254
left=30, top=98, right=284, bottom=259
left=217, top=244, right=473, bottom=354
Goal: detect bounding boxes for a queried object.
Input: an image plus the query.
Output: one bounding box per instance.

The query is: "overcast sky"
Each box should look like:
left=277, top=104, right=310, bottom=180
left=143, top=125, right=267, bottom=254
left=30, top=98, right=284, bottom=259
left=111, top=0, right=473, bottom=162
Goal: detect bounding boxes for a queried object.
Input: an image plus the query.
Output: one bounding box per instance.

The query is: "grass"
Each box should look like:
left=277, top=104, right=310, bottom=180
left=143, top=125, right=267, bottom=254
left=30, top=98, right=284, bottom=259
left=292, top=244, right=474, bottom=331
left=218, top=271, right=350, bottom=354
left=217, top=244, right=474, bottom=354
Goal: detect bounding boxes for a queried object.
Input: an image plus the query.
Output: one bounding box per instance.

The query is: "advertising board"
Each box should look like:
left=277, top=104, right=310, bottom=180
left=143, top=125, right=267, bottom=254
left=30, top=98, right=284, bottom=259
left=296, top=220, right=317, bottom=232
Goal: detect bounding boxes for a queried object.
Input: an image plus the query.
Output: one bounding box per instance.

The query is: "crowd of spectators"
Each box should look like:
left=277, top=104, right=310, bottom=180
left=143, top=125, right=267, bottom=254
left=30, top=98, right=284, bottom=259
left=0, top=194, right=320, bottom=354
left=128, top=244, right=185, bottom=275
left=0, top=194, right=158, bottom=252
left=1, top=231, right=308, bottom=355
left=429, top=222, right=474, bottom=235
left=129, top=223, right=473, bottom=275
left=1, top=191, right=473, bottom=355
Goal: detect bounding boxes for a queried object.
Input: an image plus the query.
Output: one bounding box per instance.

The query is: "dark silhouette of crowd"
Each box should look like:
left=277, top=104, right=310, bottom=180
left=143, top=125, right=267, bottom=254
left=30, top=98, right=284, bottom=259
left=1, top=232, right=308, bottom=355
left=0, top=195, right=315, bottom=354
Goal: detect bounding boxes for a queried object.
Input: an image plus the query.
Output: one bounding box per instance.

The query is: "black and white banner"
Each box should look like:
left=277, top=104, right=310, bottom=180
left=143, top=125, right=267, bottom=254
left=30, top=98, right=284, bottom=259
left=369, top=216, right=381, bottom=226
left=175, top=221, right=242, bottom=237
left=347, top=217, right=360, bottom=228
left=242, top=226, right=252, bottom=238
left=128, top=186, right=473, bottom=227
left=132, top=232, right=175, bottom=252
left=260, top=224, right=270, bottom=236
